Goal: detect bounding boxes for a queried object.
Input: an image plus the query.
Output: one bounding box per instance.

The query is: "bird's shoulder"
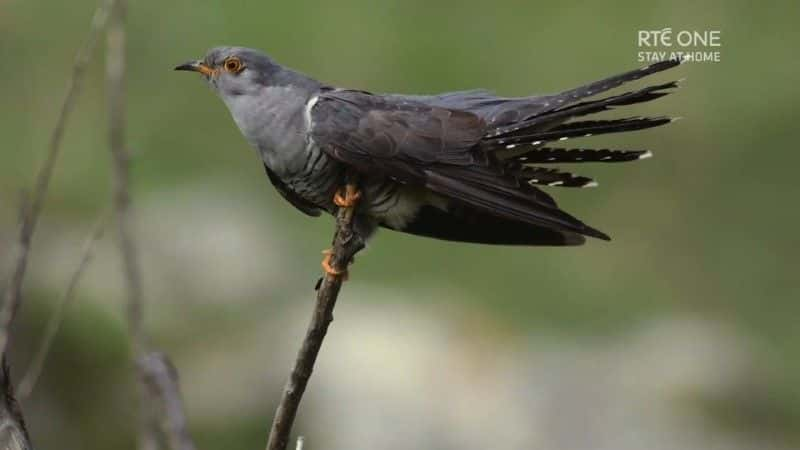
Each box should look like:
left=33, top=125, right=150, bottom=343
left=311, top=89, right=454, bottom=125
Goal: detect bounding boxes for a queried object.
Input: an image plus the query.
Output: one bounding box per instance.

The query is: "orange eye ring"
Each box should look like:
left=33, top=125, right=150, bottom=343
left=223, top=57, right=244, bottom=74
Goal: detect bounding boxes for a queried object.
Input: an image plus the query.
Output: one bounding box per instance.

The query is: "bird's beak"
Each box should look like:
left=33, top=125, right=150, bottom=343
left=174, top=60, right=216, bottom=76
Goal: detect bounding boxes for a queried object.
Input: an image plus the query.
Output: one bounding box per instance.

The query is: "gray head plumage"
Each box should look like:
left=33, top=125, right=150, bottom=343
left=175, top=47, right=281, bottom=98
left=175, top=46, right=322, bottom=99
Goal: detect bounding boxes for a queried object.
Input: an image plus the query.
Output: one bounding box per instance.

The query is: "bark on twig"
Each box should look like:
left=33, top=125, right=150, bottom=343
left=16, top=217, right=107, bottom=400
left=0, top=0, right=114, bottom=361
left=266, top=177, right=364, bottom=450
left=139, top=353, right=197, bottom=450
left=0, top=359, right=32, bottom=450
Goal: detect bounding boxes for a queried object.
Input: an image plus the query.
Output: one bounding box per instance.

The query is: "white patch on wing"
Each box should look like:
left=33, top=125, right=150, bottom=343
left=303, top=95, right=320, bottom=154
left=304, top=95, right=319, bottom=130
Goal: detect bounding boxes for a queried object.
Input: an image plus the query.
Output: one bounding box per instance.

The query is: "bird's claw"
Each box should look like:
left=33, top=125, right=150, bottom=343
left=333, top=185, right=361, bottom=208
left=321, top=248, right=348, bottom=281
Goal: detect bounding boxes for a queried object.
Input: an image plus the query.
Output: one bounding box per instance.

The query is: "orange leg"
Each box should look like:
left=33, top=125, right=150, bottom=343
left=324, top=181, right=361, bottom=280
left=321, top=248, right=348, bottom=280
left=333, top=183, right=361, bottom=208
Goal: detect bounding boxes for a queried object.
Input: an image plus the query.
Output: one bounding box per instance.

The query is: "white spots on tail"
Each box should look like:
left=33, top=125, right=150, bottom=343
left=638, top=151, right=653, bottom=159
left=530, top=176, right=597, bottom=188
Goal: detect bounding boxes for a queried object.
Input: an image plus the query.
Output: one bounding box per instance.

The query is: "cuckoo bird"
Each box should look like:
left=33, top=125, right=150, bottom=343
left=176, top=47, right=682, bottom=276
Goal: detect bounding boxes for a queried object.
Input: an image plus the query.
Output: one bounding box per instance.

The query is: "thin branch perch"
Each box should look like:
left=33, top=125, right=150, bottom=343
left=266, top=177, right=364, bottom=450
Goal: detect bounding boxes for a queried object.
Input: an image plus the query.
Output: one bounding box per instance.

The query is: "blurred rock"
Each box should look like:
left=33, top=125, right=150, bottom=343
left=174, top=284, right=780, bottom=450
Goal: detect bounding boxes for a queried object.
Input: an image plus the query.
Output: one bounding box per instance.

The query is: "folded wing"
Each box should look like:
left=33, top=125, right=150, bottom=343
left=310, top=90, right=609, bottom=240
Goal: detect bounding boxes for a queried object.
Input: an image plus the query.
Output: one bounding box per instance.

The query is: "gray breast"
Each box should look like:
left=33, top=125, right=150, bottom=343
left=223, top=85, right=314, bottom=177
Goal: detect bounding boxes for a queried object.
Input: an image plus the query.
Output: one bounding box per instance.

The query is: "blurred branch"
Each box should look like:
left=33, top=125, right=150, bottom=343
left=0, top=0, right=114, bottom=362
left=0, top=3, right=116, bottom=449
left=16, top=217, right=107, bottom=400
left=139, top=353, right=197, bottom=450
left=106, top=0, right=145, bottom=356
left=105, top=2, right=160, bottom=450
left=0, top=359, right=32, bottom=450
left=266, top=178, right=364, bottom=450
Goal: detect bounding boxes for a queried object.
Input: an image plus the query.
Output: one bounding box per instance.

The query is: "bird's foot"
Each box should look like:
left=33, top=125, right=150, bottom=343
left=333, top=184, right=361, bottom=208
left=321, top=248, right=348, bottom=281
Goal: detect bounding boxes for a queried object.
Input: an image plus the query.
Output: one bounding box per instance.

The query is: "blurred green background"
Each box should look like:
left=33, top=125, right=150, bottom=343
left=2, top=0, right=799, bottom=449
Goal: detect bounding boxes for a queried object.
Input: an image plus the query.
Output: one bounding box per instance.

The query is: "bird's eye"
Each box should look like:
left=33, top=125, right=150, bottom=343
left=223, top=57, right=244, bottom=74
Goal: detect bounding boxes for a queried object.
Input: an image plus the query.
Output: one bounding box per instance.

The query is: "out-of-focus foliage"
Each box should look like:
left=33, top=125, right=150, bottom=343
left=1, top=0, right=798, bottom=448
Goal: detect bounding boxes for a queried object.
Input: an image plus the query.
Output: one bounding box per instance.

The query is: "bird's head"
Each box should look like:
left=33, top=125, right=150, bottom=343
left=175, top=46, right=280, bottom=99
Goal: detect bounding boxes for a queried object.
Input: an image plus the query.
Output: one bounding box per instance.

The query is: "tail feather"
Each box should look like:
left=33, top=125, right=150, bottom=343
left=485, top=117, right=673, bottom=149
left=502, top=147, right=651, bottom=164
left=550, top=117, right=673, bottom=136
left=549, top=59, right=682, bottom=112
left=513, top=166, right=597, bottom=188
left=487, top=81, right=679, bottom=139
